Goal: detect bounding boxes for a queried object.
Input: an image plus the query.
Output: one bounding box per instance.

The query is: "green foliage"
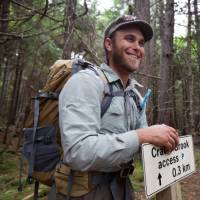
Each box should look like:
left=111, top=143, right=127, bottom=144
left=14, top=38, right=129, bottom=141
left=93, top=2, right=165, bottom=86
left=0, top=149, right=18, bottom=173
left=0, top=146, right=148, bottom=199
left=96, top=2, right=121, bottom=30
left=130, top=155, right=144, bottom=192
left=0, top=146, right=48, bottom=200
left=174, top=36, right=198, bottom=65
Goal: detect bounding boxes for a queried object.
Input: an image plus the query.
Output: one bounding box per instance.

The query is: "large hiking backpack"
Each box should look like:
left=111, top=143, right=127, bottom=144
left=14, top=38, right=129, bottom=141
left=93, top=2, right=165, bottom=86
left=18, top=58, right=126, bottom=199
left=19, top=58, right=149, bottom=199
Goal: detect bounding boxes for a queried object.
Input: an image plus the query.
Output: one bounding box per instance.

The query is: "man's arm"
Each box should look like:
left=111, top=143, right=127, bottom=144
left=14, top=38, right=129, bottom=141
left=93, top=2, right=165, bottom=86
left=59, top=70, right=140, bottom=172
left=136, top=124, right=179, bottom=153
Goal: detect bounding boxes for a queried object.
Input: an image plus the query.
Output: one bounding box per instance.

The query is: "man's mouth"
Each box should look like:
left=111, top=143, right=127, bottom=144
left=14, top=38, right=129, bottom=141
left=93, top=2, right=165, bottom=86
left=126, top=53, right=139, bottom=60
left=126, top=50, right=140, bottom=60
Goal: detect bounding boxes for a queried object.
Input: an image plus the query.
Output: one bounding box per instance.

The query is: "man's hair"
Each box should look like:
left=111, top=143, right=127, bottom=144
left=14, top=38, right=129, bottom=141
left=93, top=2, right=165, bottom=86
left=104, top=33, right=115, bottom=64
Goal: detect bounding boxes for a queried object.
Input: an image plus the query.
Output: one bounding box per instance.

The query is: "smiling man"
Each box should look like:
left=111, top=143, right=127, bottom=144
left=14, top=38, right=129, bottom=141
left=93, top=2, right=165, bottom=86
left=104, top=27, right=145, bottom=85
left=53, top=15, right=179, bottom=200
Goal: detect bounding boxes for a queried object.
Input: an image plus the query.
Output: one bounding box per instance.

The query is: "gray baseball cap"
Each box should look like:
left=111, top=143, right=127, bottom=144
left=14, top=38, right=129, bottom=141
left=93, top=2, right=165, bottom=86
left=104, top=15, right=153, bottom=42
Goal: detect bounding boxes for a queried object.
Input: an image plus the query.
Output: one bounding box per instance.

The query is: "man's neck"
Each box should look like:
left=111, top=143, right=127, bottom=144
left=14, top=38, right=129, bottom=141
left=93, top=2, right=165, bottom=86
left=108, top=63, right=129, bottom=88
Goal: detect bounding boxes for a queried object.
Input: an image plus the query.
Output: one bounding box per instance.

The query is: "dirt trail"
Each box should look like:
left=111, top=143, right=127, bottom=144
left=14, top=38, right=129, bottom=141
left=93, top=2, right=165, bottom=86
left=181, top=170, right=200, bottom=200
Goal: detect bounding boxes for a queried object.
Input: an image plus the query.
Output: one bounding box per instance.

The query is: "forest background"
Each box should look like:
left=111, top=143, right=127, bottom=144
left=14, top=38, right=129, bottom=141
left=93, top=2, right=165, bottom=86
left=0, top=0, right=200, bottom=200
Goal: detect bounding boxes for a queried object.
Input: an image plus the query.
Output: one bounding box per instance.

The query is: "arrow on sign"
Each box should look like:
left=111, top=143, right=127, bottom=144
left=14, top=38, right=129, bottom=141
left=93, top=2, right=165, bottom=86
left=158, top=173, right=162, bottom=186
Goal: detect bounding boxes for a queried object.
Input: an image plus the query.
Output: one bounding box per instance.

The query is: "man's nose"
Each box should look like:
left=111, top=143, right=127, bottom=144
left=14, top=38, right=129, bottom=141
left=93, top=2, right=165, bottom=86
left=132, top=41, right=141, bottom=50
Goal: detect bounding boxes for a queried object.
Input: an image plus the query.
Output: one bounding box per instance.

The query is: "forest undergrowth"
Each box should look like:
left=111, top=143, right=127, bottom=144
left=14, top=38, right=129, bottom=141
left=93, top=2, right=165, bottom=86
left=0, top=135, right=199, bottom=200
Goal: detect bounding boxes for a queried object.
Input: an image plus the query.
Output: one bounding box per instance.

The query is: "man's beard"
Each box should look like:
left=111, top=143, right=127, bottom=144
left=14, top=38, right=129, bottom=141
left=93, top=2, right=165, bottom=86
left=112, top=48, right=140, bottom=73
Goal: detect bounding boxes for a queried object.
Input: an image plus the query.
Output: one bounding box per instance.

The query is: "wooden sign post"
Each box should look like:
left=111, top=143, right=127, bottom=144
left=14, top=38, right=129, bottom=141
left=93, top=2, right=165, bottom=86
left=156, top=183, right=182, bottom=200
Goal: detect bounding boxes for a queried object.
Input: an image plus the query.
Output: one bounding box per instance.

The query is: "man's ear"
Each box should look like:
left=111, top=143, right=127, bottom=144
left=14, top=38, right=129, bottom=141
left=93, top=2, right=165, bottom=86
left=104, top=38, right=113, bottom=52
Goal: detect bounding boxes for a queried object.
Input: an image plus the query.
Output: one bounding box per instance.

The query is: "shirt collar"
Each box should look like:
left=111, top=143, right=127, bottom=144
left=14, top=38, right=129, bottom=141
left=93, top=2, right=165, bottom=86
left=100, top=63, right=143, bottom=89
left=100, top=63, right=120, bottom=83
left=130, top=78, right=143, bottom=88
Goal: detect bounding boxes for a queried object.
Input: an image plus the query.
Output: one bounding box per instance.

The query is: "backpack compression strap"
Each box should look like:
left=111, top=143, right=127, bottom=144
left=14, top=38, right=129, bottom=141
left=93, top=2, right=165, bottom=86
left=18, top=91, right=60, bottom=199
left=29, top=92, right=59, bottom=179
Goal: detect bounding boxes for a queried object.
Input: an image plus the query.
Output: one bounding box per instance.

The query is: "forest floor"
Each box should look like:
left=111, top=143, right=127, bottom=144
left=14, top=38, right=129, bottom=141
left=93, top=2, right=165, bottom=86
left=0, top=131, right=200, bottom=200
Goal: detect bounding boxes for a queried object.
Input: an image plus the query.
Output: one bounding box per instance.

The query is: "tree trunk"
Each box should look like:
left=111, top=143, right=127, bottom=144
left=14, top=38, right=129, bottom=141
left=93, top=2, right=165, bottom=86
left=0, top=0, right=10, bottom=77
left=134, top=0, right=151, bottom=88
left=134, top=0, right=154, bottom=125
left=62, top=0, right=77, bottom=59
left=150, top=1, right=159, bottom=125
left=0, top=56, right=10, bottom=117
left=0, top=0, right=10, bottom=119
left=156, top=1, right=182, bottom=199
left=7, top=43, right=24, bottom=125
left=193, top=0, right=200, bottom=132
left=3, top=43, right=24, bottom=144
left=0, top=0, right=10, bottom=41
left=157, top=0, right=175, bottom=126
left=182, top=0, right=194, bottom=135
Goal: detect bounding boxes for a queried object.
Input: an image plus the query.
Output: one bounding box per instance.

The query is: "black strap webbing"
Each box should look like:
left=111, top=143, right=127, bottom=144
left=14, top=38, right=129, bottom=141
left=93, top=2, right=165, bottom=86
left=35, top=91, right=59, bottom=100
left=101, top=84, right=113, bottom=117
left=28, top=98, right=40, bottom=179
left=34, top=181, right=39, bottom=200
left=66, top=169, right=74, bottom=200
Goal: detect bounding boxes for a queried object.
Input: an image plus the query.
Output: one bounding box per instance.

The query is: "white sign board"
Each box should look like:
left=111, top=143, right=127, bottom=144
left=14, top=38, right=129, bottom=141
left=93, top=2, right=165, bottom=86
left=142, top=135, right=195, bottom=199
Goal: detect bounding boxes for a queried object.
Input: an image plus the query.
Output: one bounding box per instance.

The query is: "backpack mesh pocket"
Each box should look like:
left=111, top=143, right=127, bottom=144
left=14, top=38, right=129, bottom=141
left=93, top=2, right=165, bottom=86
left=23, top=125, right=60, bottom=182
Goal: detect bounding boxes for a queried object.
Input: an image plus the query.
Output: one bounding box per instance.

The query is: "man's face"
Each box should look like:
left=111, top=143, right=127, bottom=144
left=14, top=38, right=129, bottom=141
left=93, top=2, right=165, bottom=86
left=106, top=27, right=145, bottom=73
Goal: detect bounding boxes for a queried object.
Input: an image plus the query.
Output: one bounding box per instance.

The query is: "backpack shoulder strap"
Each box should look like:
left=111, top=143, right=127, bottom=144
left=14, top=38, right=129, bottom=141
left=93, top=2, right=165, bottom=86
left=86, top=65, right=125, bottom=117
left=71, top=59, right=126, bottom=117
left=73, top=61, right=113, bottom=117
left=82, top=65, right=114, bottom=117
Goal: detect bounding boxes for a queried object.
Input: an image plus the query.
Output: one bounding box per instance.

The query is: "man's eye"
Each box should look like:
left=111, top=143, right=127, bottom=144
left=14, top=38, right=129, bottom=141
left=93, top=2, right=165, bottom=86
left=126, top=37, right=134, bottom=42
left=139, top=41, right=145, bottom=47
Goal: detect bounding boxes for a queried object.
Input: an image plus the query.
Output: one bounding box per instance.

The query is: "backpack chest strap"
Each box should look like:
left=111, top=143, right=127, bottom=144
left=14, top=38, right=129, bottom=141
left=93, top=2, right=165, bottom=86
left=101, top=84, right=142, bottom=117
left=35, top=91, right=59, bottom=100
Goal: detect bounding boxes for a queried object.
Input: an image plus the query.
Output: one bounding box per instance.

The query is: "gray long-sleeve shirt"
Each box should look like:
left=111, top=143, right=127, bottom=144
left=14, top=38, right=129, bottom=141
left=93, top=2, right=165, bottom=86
left=59, top=63, right=148, bottom=172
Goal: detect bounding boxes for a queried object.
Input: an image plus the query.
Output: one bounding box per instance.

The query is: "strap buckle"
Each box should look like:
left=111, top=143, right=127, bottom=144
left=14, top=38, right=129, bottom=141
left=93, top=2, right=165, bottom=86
left=43, top=136, right=52, bottom=144
left=27, top=176, right=34, bottom=184
left=119, top=165, right=134, bottom=178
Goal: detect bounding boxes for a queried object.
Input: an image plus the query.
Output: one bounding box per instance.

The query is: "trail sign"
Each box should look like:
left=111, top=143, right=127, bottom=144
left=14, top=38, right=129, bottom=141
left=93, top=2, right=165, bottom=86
left=142, top=135, right=195, bottom=199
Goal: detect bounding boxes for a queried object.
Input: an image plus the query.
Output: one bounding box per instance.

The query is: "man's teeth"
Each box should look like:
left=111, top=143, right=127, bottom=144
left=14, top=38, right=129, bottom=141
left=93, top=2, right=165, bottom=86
left=128, top=54, right=137, bottom=59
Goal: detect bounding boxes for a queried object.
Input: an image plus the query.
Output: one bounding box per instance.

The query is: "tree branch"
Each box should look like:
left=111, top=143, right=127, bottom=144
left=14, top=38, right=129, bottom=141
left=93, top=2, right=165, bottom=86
left=76, top=32, right=102, bottom=65
left=0, top=15, right=35, bottom=22
left=0, top=25, right=62, bottom=42
left=40, top=0, right=49, bottom=20
left=78, top=0, right=88, bottom=18
left=134, top=72, right=161, bottom=80
left=11, top=0, right=62, bottom=23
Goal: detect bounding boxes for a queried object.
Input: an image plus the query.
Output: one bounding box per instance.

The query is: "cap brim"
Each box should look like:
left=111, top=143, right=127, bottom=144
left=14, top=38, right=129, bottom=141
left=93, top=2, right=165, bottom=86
left=109, top=20, right=153, bottom=42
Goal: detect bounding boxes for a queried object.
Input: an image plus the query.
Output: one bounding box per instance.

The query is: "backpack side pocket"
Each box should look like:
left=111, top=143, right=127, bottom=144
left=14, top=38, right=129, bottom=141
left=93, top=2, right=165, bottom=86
left=23, top=125, right=60, bottom=185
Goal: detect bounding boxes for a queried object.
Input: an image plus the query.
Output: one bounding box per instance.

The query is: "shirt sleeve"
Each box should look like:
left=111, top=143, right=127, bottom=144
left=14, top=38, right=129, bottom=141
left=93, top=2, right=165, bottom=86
left=59, top=70, right=140, bottom=172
